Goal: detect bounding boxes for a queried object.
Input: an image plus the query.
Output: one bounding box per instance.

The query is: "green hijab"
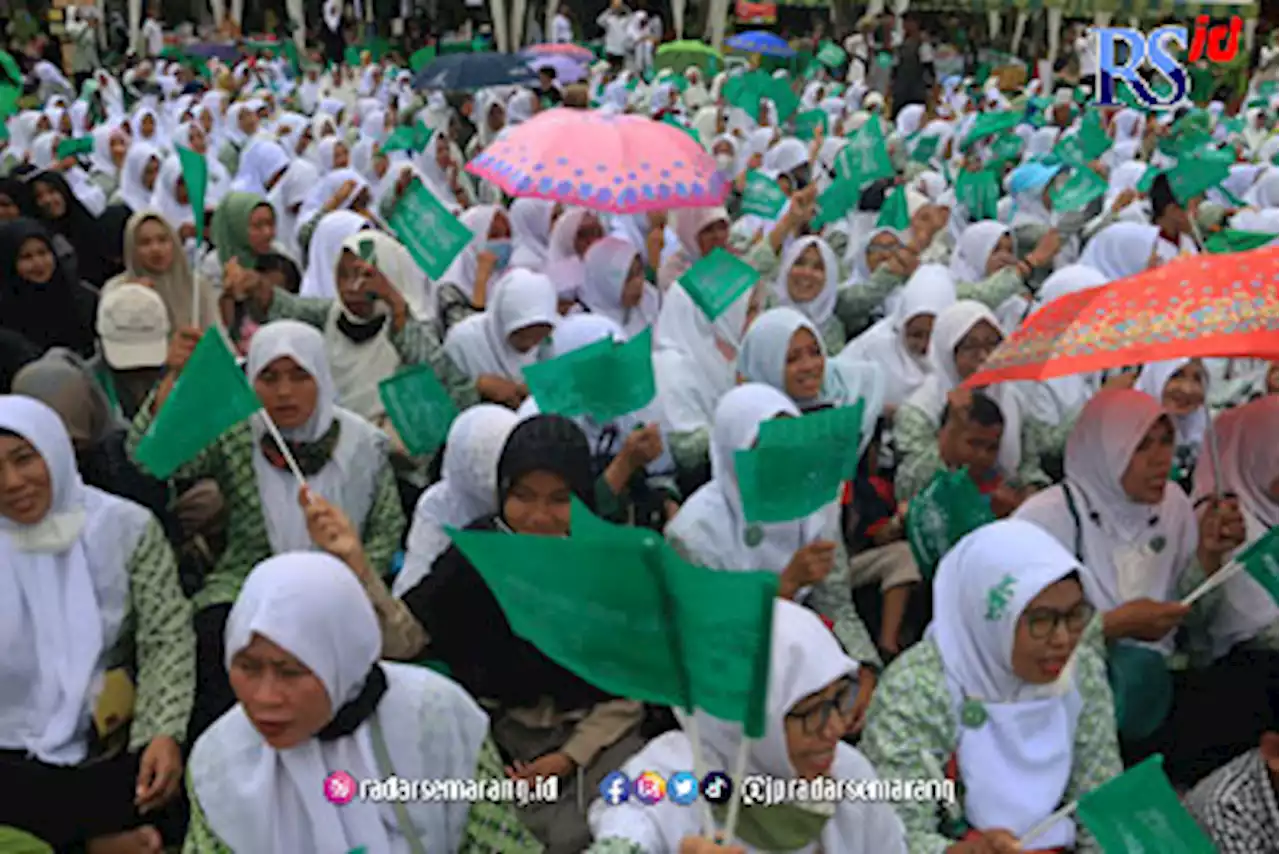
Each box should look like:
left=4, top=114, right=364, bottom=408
left=211, top=191, right=272, bottom=267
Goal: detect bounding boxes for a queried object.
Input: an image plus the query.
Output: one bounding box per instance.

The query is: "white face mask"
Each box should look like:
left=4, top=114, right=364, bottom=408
left=715, top=152, right=735, bottom=173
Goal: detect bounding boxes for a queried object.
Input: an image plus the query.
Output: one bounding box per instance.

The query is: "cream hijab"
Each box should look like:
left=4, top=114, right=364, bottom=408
left=0, top=396, right=149, bottom=765
left=949, top=221, right=1008, bottom=283
left=1135, top=358, right=1209, bottom=453
left=104, top=210, right=221, bottom=331
left=190, top=551, right=488, bottom=853
left=930, top=520, right=1087, bottom=849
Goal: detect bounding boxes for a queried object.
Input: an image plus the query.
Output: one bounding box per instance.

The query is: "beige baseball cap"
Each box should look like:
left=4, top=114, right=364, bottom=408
left=96, top=283, right=171, bottom=370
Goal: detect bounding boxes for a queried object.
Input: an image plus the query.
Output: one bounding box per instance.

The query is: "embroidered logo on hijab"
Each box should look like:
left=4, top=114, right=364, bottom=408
left=984, top=574, right=1016, bottom=621
left=744, top=524, right=764, bottom=547
left=358, top=237, right=376, bottom=264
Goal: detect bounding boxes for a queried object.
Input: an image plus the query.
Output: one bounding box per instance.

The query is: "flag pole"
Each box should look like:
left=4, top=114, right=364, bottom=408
left=683, top=714, right=718, bottom=839
left=1181, top=558, right=1244, bottom=607
left=258, top=410, right=310, bottom=487
left=1201, top=401, right=1223, bottom=498
left=721, top=736, right=751, bottom=842
left=1018, top=800, right=1079, bottom=849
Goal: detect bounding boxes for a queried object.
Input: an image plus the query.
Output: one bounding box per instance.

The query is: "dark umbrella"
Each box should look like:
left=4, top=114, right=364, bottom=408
left=411, top=52, right=538, bottom=92
left=183, top=42, right=241, bottom=63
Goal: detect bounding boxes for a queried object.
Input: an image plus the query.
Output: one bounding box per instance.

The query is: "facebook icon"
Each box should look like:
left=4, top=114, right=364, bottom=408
left=599, top=771, right=631, bottom=806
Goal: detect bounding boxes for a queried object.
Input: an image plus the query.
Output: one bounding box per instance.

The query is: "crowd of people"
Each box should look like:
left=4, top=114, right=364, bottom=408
left=0, top=6, right=1277, bottom=854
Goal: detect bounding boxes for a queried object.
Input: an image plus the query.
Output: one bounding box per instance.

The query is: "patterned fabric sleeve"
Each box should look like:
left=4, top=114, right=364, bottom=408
left=808, top=532, right=882, bottom=668
left=954, top=265, right=1025, bottom=311
left=357, top=562, right=428, bottom=661
left=859, top=640, right=958, bottom=854
left=266, top=286, right=334, bottom=329
left=835, top=266, right=907, bottom=337
left=667, top=428, right=710, bottom=476
left=127, top=517, right=196, bottom=751
left=820, top=315, right=848, bottom=356
left=893, top=404, right=943, bottom=503
left=389, top=318, right=480, bottom=411
left=1016, top=417, right=1051, bottom=490
left=438, top=283, right=483, bottom=336
left=458, top=736, right=546, bottom=853
left=182, top=779, right=233, bottom=854
left=742, top=236, right=781, bottom=283
left=584, top=840, right=646, bottom=853
left=1064, top=643, right=1125, bottom=854
left=359, top=461, right=408, bottom=577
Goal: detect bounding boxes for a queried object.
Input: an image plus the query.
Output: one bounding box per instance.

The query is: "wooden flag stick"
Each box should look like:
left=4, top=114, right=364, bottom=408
left=722, top=735, right=751, bottom=843
left=684, top=714, right=718, bottom=839
left=258, top=410, right=309, bottom=487
left=1019, top=800, right=1080, bottom=849
left=1182, top=559, right=1244, bottom=607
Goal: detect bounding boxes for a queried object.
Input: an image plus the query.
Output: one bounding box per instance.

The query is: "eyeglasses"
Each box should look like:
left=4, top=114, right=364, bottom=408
left=955, top=336, right=1002, bottom=357
left=785, top=678, right=856, bottom=735
left=1022, top=602, right=1096, bottom=640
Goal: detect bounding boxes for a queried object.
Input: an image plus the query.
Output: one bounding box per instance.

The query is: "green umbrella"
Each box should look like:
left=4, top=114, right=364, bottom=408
left=655, top=40, right=721, bottom=75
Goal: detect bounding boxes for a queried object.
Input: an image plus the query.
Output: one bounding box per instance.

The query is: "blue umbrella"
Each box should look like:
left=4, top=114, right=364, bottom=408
left=725, top=31, right=795, bottom=58
left=411, top=52, right=538, bottom=91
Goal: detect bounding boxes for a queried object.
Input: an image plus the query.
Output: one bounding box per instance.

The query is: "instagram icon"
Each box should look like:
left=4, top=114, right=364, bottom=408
left=323, top=771, right=358, bottom=805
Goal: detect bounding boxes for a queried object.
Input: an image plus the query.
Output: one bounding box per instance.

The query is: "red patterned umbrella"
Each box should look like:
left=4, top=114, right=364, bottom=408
left=963, top=247, right=1279, bottom=388
left=521, top=43, right=595, bottom=62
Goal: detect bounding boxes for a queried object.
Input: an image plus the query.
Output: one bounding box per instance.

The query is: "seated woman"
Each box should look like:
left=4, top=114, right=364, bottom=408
left=1135, top=358, right=1210, bottom=489
left=199, top=192, right=287, bottom=351
left=587, top=600, right=908, bottom=853
left=26, top=170, right=117, bottom=287
left=183, top=548, right=541, bottom=853
left=0, top=218, right=99, bottom=359
left=666, top=384, right=882, bottom=724
left=772, top=236, right=846, bottom=354
left=401, top=416, right=647, bottom=853
left=125, top=320, right=407, bottom=742
left=861, top=520, right=1123, bottom=853
left=1015, top=389, right=1246, bottom=785
left=894, top=300, right=1048, bottom=502
left=432, top=204, right=513, bottom=333
left=105, top=211, right=222, bottom=332
left=0, top=396, right=195, bottom=852
left=580, top=236, right=661, bottom=339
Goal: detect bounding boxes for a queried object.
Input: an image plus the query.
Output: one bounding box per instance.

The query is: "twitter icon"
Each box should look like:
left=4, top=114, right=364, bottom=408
left=667, top=772, right=700, bottom=806
left=599, top=771, right=630, bottom=806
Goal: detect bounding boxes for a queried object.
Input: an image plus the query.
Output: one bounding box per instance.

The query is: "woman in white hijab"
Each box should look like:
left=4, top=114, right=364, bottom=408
left=444, top=269, right=559, bottom=384
left=1078, top=221, right=1162, bottom=279
left=392, top=405, right=519, bottom=597
left=298, top=210, right=371, bottom=300
left=580, top=236, right=661, bottom=338
left=545, top=207, right=607, bottom=310
left=862, top=520, right=1122, bottom=853
left=184, top=550, right=542, bottom=852
left=667, top=383, right=881, bottom=668
left=894, top=300, right=1043, bottom=500
left=129, top=106, right=170, bottom=152
left=435, top=204, right=513, bottom=332
left=267, top=158, right=322, bottom=263
left=173, top=122, right=231, bottom=207
left=86, top=125, right=129, bottom=200
left=589, top=600, right=906, bottom=853
left=150, top=155, right=196, bottom=239
left=0, top=396, right=194, bottom=851
left=1134, top=358, right=1210, bottom=482
left=129, top=320, right=408, bottom=740
left=840, top=262, right=956, bottom=412
left=773, top=236, right=844, bottom=354
left=1192, top=395, right=1280, bottom=660
left=115, top=142, right=163, bottom=214
left=507, top=199, right=557, bottom=273
left=230, top=139, right=291, bottom=197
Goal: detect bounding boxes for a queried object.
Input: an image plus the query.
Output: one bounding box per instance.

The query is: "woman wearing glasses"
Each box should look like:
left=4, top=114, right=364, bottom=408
left=861, top=521, right=1122, bottom=854
left=587, top=599, right=907, bottom=853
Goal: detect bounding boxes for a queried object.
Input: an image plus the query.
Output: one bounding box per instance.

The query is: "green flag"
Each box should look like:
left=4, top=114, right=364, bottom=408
left=816, top=41, right=845, bottom=69
left=1166, top=156, right=1230, bottom=206
left=1076, top=755, right=1215, bottom=854
left=1051, top=167, right=1108, bottom=213
left=1077, top=111, right=1113, bottom=162
left=677, top=248, right=758, bottom=323
left=388, top=179, right=474, bottom=280
left=837, top=118, right=894, bottom=186
left=910, top=134, right=941, bottom=164
left=1237, top=526, right=1279, bottom=602
left=987, top=134, right=1023, bottom=169
left=877, top=184, right=911, bottom=230
left=55, top=136, right=95, bottom=159
left=1204, top=229, right=1277, bottom=254
left=446, top=502, right=777, bottom=736
left=955, top=167, right=1000, bottom=221
left=1136, top=164, right=1165, bottom=194
left=760, top=75, right=799, bottom=123
left=0, top=826, right=53, bottom=854
left=410, top=45, right=436, bottom=71
left=176, top=145, right=208, bottom=244
left=961, top=110, right=1021, bottom=151
left=134, top=331, right=261, bottom=478
left=377, top=364, right=460, bottom=457
left=735, top=402, right=864, bottom=524
left=741, top=170, right=788, bottom=219
left=793, top=109, right=827, bottom=141
left=904, top=469, right=995, bottom=580
left=524, top=328, right=657, bottom=422
left=382, top=122, right=431, bottom=154
left=812, top=177, right=861, bottom=229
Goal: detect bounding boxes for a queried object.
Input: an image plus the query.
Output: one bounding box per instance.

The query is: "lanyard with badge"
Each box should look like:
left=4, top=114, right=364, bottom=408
left=1063, top=482, right=1164, bottom=602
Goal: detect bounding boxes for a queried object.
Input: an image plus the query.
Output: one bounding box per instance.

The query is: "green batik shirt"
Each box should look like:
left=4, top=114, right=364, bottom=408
left=126, top=400, right=406, bottom=612
left=860, top=637, right=1123, bottom=854
left=266, top=287, right=479, bottom=411
left=182, top=736, right=543, bottom=853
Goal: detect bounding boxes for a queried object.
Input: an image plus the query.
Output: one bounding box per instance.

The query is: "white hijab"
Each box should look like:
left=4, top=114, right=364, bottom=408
left=443, top=270, right=559, bottom=380
left=1135, top=358, right=1209, bottom=453
left=949, top=221, right=1008, bottom=283
left=190, top=551, right=488, bottom=853
left=929, top=520, right=1087, bottom=849
left=839, top=264, right=956, bottom=407
left=1016, top=390, right=1198, bottom=649
left=299, top=211, right=370, bottom=300
left=1078, top=222, right=1158, bottom=280
left=545, top=207, right=597, bottom=303
left=392, top=405, right=519, bottom=597
left=580, top=236, right=660, bottom=338
left=439, top=205, right=503, bottom=302
left=119, top=141, right=160, bottom=213
left=736, top=307, right=823, bottom=400
left=773, top=236, right=838, bottom=329
left=508, top=197, right=557, bottom=272
left=0, top=396, right=148, bottom=765
left=231, top=139, right=291, bottom=196
left=268, top=159, right=322, bottom=262
left=666, top=384, right=837, bottom=576
left=589, top=599, right=906, bottom=853
left=150, top=154, right=194, bottom=232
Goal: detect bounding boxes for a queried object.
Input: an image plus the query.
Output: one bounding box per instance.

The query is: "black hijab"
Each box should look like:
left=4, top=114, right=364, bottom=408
left=402, top=415, right=612, bottom=712
left=24, top=170, right=113, bottom=287
left=0, top=175, right=32, bottom=219
left=0, top=218, right=98, bottom=358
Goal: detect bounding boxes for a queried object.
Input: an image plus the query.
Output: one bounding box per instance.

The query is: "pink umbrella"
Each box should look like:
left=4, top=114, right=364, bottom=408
left=521, top=43, right=595, bottom=62
left=528, top=54, right=587, bottom=84
left=465, top=108, right=728, bottom=213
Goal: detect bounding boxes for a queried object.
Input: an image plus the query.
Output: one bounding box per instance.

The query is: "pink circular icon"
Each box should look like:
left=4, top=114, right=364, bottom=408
left=323, top=771, right=357, bottom=805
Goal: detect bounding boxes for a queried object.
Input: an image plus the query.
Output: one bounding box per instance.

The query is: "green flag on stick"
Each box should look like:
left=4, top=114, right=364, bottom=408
left=812, top=177, right=861, bottom=229
left=910, top=134, right=941, bottom=164
left=955, top=167, right=1001, bottom=221
left=1077, top=111, right=1112, bottom=162
left=1204, top=229, right=1278, bottom=254
left=55, top=136, right=95, bottom=159
left=175, top=145, right=208, bottom=244
left=133, top=331, right=261, bottom=478
left=1051, top=167, right=1108, bottom=213
left=877, top=184, right=911, bottom=230
left=524, top=328, right=657, bottom=422
left=741, top=170, right=788, bottom=219
left=446, top=501, right=777, bottom=737
left=793, top=108, right=827, bottom=141
left=1076, top=755, right=1215, bottom=853
left=677, top=248, right=758, bottom=323
left=837, top=118, right=894, bottom=185
left=961, top=110, right=1021, bottom=151
left=904, top=469, right=995, bottom=580
left=1238, top=526, right=1279, bottom=602
left=377, top=364, right=460, bottom=457
left=388, top=179, right=474, bottom=280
